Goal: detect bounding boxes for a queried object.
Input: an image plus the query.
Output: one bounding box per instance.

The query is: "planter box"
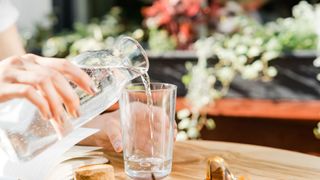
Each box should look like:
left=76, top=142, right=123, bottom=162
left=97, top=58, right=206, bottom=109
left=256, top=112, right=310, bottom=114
left=175, top=97, right=320, bottom=154
left=147, top=50, right=320, bottom=100
left=147, top=51, right=320, bottom=154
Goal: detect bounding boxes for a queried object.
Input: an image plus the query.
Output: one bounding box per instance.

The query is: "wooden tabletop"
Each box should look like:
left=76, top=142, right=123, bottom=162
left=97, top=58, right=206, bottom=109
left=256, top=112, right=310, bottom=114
left=104, top=140, right=320, bottom=180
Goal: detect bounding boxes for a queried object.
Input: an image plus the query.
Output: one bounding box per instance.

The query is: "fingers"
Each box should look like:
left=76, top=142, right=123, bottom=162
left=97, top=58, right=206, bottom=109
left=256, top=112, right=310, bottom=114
left=81, top=114, right=116, bottom=152
left=51, top=72, right=80, bottom=118
left=85, top=112, right=123, bottom=152
left=23, top=54, right=96, bottom=95
left=40, top=78, right=65, bottom=124
left=0, top=54, right=92, bottom=125
left=105, top=117, right=123, bottom=152
left=19, top=60, right=66, bottom=124
left=15, top=60, right=80, bottom=121
left=0, top=83, right=51, bottom=120
left=0, top=56, right=23, bottom=67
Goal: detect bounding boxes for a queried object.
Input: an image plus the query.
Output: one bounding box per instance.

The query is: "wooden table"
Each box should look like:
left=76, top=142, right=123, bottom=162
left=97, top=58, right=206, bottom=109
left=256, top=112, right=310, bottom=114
left=104, top=140, right=320, bottom=180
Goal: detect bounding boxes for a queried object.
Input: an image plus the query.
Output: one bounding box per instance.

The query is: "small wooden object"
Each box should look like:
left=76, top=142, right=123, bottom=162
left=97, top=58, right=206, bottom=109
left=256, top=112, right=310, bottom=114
left=206, top=156, right=227, bottom=180
left=74, top=164, right=115, bottom=180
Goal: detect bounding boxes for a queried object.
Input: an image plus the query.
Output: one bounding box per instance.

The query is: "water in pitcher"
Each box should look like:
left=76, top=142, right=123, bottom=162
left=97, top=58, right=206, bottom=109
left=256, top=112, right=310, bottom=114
left=0, top=37, right=151, bottom=161
left=1, top=65, right=144, bottom=161
left=73, top=65, right=144, bottom=128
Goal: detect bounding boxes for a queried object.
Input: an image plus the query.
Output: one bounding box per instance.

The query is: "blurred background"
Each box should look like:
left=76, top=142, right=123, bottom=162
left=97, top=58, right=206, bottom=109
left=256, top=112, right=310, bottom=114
left=13, top=0, right=311, bottom=32
left=13, top=0, right=320, bottom=155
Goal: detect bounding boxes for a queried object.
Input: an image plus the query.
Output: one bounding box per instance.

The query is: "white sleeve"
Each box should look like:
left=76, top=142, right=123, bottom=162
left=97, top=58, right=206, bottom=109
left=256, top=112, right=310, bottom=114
left=0, top=0, right=19, bottom=32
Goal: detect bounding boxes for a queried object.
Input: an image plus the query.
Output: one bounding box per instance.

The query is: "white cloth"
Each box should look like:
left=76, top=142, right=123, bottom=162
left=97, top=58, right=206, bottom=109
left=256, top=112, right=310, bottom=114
left=0, top=0, right=18, bottom=32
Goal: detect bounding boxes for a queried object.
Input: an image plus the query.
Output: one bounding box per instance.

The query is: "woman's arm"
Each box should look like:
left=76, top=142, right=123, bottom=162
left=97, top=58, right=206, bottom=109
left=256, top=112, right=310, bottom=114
left=0, top=24, right=25, bottom=59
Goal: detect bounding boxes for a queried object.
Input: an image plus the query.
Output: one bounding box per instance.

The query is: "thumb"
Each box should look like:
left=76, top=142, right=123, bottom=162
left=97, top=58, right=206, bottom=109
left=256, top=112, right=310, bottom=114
left=106, top=125, right=123, bottom=152
left=111, top=136, right=123, bottom=153
left=103, top=111, right=123, bottom=152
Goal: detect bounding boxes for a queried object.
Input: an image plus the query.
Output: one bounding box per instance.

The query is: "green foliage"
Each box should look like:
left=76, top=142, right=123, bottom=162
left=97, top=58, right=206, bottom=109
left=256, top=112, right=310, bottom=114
left=182, top=1, right=320, bottom=139
left=184, top=1, right=320, bottom=105
left=40, top=7, right=133, bottom=58
left=181, top=74, right=191, bottom=86
left=147, top=28, right=176, bottom=53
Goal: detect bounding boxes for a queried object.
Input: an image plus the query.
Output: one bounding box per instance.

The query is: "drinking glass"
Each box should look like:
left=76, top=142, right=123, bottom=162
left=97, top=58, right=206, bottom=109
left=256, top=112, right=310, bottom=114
left=120, top=83, right=177, bottom=179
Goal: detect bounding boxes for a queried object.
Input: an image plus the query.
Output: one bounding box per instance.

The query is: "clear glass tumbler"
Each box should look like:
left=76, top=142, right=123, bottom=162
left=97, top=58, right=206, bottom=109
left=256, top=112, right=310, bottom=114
left=120, top=83, right=177, bottom=180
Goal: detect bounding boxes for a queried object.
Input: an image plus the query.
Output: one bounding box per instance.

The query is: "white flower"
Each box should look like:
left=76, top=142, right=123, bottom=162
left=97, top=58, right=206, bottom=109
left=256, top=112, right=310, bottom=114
left=238, top=55, right=247, bottom=64
left=71, top=38, right=105, bottom=53
left=177, top=109, right=191, bottom=119
left=178, top=118, right=190, bottom=130
left=90, top=25, right=103, bottom=41
left=313, top=57, right=320, bottom=67
left=292, top=1, right=314, bottom=21
left=267, top=66, right=278, bottom=77
left=316, top=73, right=320, bottom=81
left=132, top=29, right=144, bottom=40
left=176, top=131, right=188, bottom=141
left=187, top=127, right=199, bottom=139
left=243, top=26, right=254, bottom=35
left=240, top=35, right=252, bottom=45
left=225, top=37, right=239, bottom=48
left=146, top=18, right=158, bottom=28
left=282, top=18, right=294, bottom=28
left=254, top=38, right=263, bottom=46
left=42, top=37, right=67, bottom=57
left=217, top=49, right=238, bottom=65
left=265, top=38, right=281, bottom=51
left=262, top=51, right=280, bottom=61
left=189, top=119, right=198, bottom=128
left=216, top=67, right=235, bottom=83
left=314, top=5, right=320, bottom=35
left=248, top=46, right=261, bottom=58
left=195, top=38, right=215, bottom=58
left=235, top=45, right=248, bottom=55
left=242, top=65, right=259, bottom=80
left=252, top=61, right=263, bottom=71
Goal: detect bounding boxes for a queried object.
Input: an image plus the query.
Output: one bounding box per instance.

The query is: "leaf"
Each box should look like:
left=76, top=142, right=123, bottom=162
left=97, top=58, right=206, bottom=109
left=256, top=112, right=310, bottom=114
left=182, top=74, right=191, bottom=86
left=205, top=119, right=216, bottom=130
left=314, top=127, right=320, bottom=139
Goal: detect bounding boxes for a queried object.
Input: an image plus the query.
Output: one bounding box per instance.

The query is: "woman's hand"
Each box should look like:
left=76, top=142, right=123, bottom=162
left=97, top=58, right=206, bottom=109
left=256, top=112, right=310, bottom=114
left=0, top=54, right=95, bottom=124
left=80, top=103, right=177, bottom=153
left=80, top=111, right=123, bottom=152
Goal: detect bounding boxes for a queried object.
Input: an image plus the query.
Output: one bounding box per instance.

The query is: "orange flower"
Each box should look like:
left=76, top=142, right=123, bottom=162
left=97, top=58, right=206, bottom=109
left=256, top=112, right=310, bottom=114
left=142, top=0, right=212, bottom=49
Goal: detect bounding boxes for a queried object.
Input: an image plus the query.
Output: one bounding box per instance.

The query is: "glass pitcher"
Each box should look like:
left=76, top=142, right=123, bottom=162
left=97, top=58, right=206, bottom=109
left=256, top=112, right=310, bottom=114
left=0, top=36, right=149, bottom=162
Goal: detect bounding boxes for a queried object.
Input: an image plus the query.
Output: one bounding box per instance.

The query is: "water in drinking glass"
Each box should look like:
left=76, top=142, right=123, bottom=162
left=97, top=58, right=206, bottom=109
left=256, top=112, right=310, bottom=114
left=120, top=83, right=177, bottom=179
